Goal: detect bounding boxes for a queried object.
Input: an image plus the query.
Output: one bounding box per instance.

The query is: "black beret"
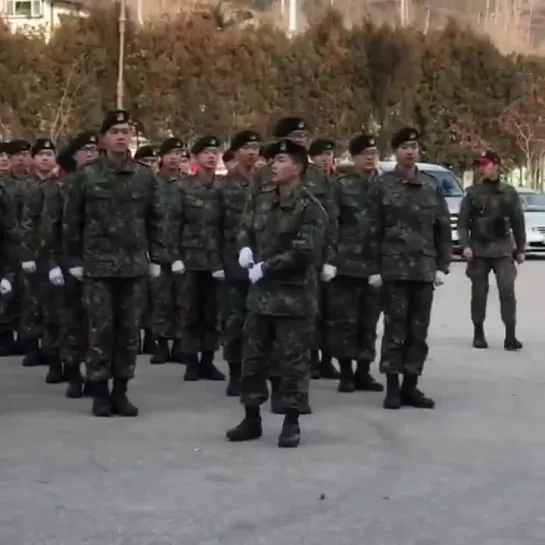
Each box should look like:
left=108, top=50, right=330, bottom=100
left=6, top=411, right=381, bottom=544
left=191, top=135, right=220, bottom=155
left=260, top=143, right=275, bottom=161
left=158, top=137, right=183, bottom=156
left=474, top=150, right=501, bottom=165
left=390, top=127, right=419, bottom=150
left=272, top=117, right=309, bottom=138
left=349, top=133, right=378, bottom=156
left=100, top=109, right=130, bottom=134
left=70, top=132, right=98, bottom=154
left=31, top=138, right=56, bottom=156
left=0, top=142, right=9, bottom=154
left=56, top=146, right=77, bottom=174
left=308, top=138, right=335, bottom=157
left=222, top=149, right=235, bottom=163
left=230, top=130, right=262, bottom=152
left=269, top=138, right=308, bottom=169
left=134, top=145, right=157, bottom=161
left=7, top=138, right=31, bottom=155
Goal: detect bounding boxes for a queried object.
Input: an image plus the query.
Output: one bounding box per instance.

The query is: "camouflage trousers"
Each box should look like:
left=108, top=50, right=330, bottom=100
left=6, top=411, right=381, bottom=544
left=380, top=280, right=434, bottom=376
left=222, top=280, right=249, bottom=363
left=150, top=266, right=183, bottom=339
left=466, top=256, right=517, bottom=326
left=141, top=280, right=153, bottom=330
left=83, top=276, right=147, bottom=382
left=20, top=272, right=61, bottom=352
left=311, top=281, right=329, bottom=350
left=179, top=271, right=220, bottom=354
left=60, top=275, right=86, bottom=368
left=0, top=270, right=20, bottom=334
left=327, top=276, right=381, bottom=361
left=240, top=313, right=312, bottom=412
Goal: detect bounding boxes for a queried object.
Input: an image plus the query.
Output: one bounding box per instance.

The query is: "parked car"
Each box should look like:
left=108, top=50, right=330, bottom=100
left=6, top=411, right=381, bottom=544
left=517, top=187, right=545, bottom=256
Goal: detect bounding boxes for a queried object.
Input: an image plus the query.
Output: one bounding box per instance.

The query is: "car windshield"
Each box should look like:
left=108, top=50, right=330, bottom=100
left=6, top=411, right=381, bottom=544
left=421, top=170, right=464, bottom=196
left=519, top=192, right=545, bottom=208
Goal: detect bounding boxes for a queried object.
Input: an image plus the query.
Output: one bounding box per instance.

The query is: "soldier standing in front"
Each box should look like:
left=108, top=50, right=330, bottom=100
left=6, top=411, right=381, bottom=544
left=457, top=151, right=525, bottom=350
left=367, top=128, right=451, bottom=410
left=226, top=139, right=322, bottom=448
left=63, top=110, right=163, bottom=417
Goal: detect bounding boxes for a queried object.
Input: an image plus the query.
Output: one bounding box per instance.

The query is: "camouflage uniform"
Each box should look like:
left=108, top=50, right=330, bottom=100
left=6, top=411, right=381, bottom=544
left=0, top=181, right=17, bottom=314
left=328, top=169, right=383, bottom=392
left=457, top=179, right=525, bottom=349
left=63, top=156, right=163, bottom=417
left=368, top=165, right=451, bottom=407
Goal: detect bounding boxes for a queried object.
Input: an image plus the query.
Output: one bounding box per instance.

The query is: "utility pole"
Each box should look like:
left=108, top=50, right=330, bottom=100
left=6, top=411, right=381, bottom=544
left=288, top=0, right=297, bottom=37
left=116, top=0, right=127, bottom=109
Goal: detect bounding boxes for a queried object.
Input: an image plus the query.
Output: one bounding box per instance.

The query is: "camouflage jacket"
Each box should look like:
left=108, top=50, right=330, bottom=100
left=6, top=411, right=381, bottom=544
left=169, top=174, right=221, bottom=272
left=216, top=170, right=252, bottom=280
left=238, top=182, right=323, bottom=317
left=63, top=157, right=163, bottom=277
left=40, top=175, right=68, bottom=270
left=1, top=174, right=28, bottom=264
left=367, top=166, right=452, bottom=282
left=334, top=169, right=379, bottom=278
left=0, top=181, right=18, bottom=283
left=457, top=179, right=525, bottom=258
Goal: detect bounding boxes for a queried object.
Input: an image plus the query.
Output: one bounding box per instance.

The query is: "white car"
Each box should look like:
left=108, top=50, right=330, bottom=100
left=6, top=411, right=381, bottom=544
left=517, top=188, right=545, bottom=256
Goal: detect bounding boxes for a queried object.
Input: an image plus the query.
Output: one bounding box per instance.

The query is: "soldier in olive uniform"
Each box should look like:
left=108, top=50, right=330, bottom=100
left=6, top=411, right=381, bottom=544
left=457, top=151, right=525, bottom=350
left=179, top=149, right=191, bottom=176
left=0, top=142, right=9, bottom=176
left=20, top=138, right=63, bottom=380
left=217, top=130, right=262, bottom=397
left=41, top=132, right=99, bottom=398
left=367, top=128, right=452, bottom=410
left=328, top=134, right=383, bottom=393
left=149, top=137, right=185, bottom=364
left=222, top=148, right=237, bottom=175
left=226, top=139, right=323, bottom=448
left=0, top=139, right=31, bottom=357
left=0, top=179, right=17, bottom=302
left=166, top=135, right=225, bottom=381
left=63, top=110, right=164, bottom=417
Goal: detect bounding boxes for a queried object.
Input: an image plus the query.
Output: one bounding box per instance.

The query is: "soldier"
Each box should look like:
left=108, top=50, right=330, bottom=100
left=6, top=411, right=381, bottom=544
left=222, top=148, right=237, bottom=175
left=367, top=128, right=451, bottom=410
left=63, top=109, right=164, bottom=417
left=165, top=135, right=225, bottom=381
left=0, top=179, right=17, bottom=301
left=328, top=133, right=383, bottom=393
left=254, top=145, right=268, bottom=171
left=0, top=142, right=10, bottom=175
left=20, top=138, right=62, bottom=378
left=41, top=132, right=99, bottom=398
left=134, top=145, right=158, bottom=172
left=149, top=137, right=185, bottom=365
left=217, top=129, right=262, bottom=397
left=457, top=151, right=525, bottom=350
left=226, top=139, right=323, bottom=448
left=309, top=137, right=336, bottom=177
left=179, top=149, right=191, bottom=176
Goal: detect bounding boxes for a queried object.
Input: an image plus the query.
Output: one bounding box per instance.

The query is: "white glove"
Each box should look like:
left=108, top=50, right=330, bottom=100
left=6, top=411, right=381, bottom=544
left=171, top=260, right=185, bottom=274
left=320, top=263, right=337, bottom=282
left=148, top=263, right=161, bottom=278
left=48, top=266, right=64, bottom=286
left=238, top=247, right=254, bottom=269
left=22, top=261, right=36, bottom=273
left=0, top=278, right=11, bottom=295
left=248, top=262, right=265, bottom=284
left=68, top=266, right=83, bottom=280
left=368, top=274, right=382, bottom=288
left=212, top=269, right=225, bottom=280
left=434, top=271, right=446, bottom=287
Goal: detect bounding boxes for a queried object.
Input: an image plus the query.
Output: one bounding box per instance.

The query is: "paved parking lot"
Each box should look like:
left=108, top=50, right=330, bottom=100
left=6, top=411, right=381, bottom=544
left=1, top=261, right=544, bottom=545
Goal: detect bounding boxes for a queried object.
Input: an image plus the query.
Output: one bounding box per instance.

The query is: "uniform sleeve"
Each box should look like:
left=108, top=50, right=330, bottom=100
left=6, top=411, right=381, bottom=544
left=0, top=185, right=17, bottom=283
left=237, top=190, right=256, bottom=251
left=366, top=181, right=383, bottom=276
left=508, top=188, right=526, bottom=254
left=147, top=174, right=169, bottom=263
left=19, top=183, right=44, bottom=262
left=322, top=174, right=338, bottom=264
left=209, top=187, right=222, bottom=271
left=262, top=200, right=319, bottom=275
left=62, top=170, right=85, bottom=269
left=434, top=186, right=452, bottom=273
left=40, top=180, right=66, bottom=270
left=176, top=184, right=186, bottom=261
left=457, top=191, right=472, bottom=249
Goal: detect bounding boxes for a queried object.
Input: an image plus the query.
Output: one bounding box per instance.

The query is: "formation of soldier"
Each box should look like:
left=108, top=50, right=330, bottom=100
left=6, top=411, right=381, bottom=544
left=0, top=111, right=525, bottom=449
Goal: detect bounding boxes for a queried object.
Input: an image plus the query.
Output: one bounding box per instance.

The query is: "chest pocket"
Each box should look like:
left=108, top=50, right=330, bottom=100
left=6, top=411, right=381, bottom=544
left=253, top=198, right=273, bottom=231
left=184, top=194, right=206, bottom=224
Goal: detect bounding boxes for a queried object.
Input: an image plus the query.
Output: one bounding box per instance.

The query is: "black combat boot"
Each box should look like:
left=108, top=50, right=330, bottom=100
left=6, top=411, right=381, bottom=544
left=310, top=349, right=321, bottom=379
left=150, top=337, right=169, bottom=365
left=183, top=353, right=200, bottom=381
left=141, top=329, right=155, bottom=355
left=110, top=377, right=139, bottom=417
left=199, top=351, right=225, bottom=380
left=319, top=349, right=340, bottom=379
left=44, top=351, right=64, bottom=384
left=22, top=339, right=42, bottom=367
left=472, top=323, right=488, bottom=349
left=226, top=406, right=262, bottom=442
left=278, top=409, right=301, bottom=448
left=82, top=381, right=93, bottom=397
left=400, top=374, right=435, bottom=409
left=65, top=366, right=83, bottom=399
left=354, top=360, right=384, bottom=392
left=226, top=361, right=241, bottom=397
left=337, top=359, right=355, bottom=393
left=170, top=339, right=184, bottom=363
left=91, top=381, right=111, bottom=417
left=383, top=374, right=401, bottom=409
left=504, top=323, right=523, bottom=351
left=0, top=331, right=15, bottom=356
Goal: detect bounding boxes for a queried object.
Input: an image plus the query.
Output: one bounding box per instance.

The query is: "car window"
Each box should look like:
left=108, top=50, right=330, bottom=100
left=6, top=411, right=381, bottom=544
left=421, top=170, right=464, bottom=196
left=520, top=192, right=545, bottom=207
